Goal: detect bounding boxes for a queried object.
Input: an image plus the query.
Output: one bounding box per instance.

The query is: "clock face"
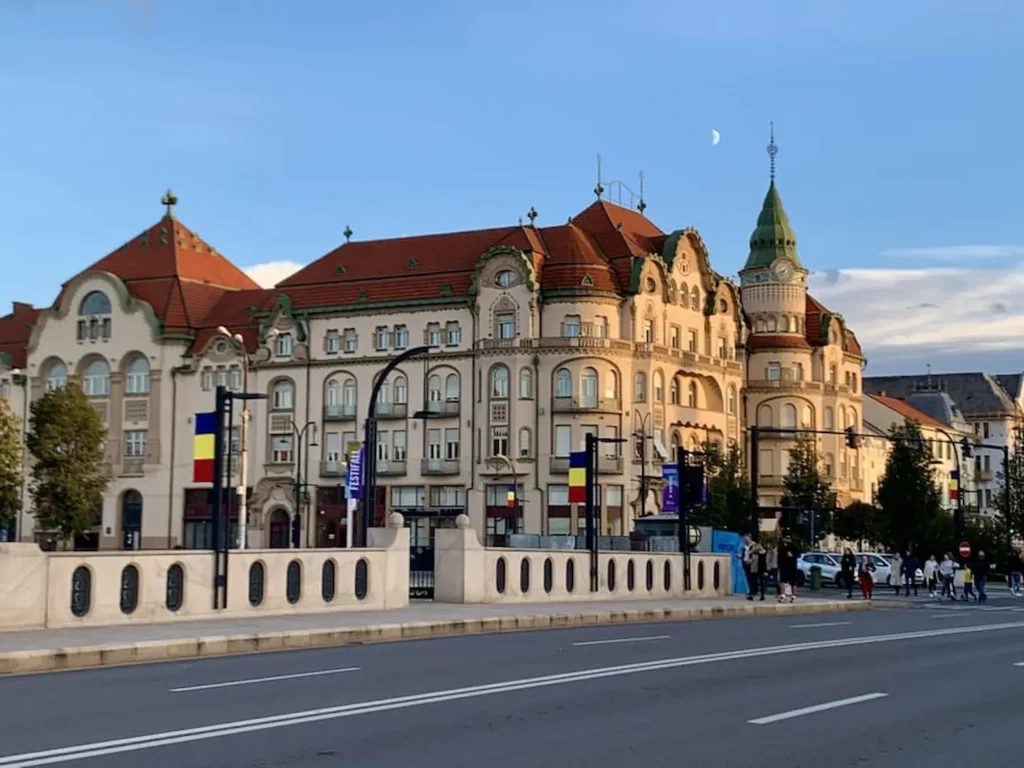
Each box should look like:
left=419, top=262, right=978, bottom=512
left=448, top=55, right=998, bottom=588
left=772, top=259, right=795, bottom=283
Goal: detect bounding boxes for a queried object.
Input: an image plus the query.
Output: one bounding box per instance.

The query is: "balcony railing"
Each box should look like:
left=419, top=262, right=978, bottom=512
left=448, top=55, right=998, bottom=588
left=324, top=403, right=357, bottom=421
left=376, top=459, right=407, bottom=476
left=320, top=459, right=343, bottom=478
left=375, top=402, right=409, bottom=419
left=551, top=396, right=622, bottom=414
left=975, top=470, right=995, bottom=483
left=598, top=455, right=624, bottom=474
left=425, top=400, right=460, bottom=417
left=421, top=458, right=461, bottom=475
left=550, top=456, right=570, bottom=474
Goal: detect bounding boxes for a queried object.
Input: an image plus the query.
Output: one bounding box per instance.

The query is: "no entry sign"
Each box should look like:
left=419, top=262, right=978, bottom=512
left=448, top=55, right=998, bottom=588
left=959, top=541, right=971, bottom=558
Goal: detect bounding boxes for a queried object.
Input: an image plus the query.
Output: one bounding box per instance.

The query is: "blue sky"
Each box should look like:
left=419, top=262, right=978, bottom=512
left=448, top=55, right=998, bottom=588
left=1, top=0, right=1022, bottom=373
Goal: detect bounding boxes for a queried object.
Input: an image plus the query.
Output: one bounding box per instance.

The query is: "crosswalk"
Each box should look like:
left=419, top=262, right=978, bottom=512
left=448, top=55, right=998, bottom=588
left=926, top=603, right=1024, bottom=613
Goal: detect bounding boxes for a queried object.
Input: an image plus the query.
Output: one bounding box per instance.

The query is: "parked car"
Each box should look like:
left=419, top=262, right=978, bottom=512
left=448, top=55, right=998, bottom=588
left=796, top=552, right=856, bottom=589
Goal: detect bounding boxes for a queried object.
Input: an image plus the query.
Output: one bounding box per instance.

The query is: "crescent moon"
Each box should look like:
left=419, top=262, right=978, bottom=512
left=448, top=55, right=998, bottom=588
left=712, top=129, right=720, bottom=146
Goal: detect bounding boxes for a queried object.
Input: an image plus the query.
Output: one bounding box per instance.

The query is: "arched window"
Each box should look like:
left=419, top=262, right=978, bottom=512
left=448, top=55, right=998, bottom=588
left=801, top=405, right=813, bottom=427
left=652, top=371, right=664, bottom=403
left=767, top=316, right=777, bottom=332
left=782, top=404, right=797, bottom=429
left=342, top=379, right=356, bottom=406
left=670, top=377, right=680, bottom=405
left=755, top=318, right=765, bottom=333
left=670, top=432, right=681, bottom=453
left=690, top=286, right=700, bottom=310
left=727, top=385, right=737, bottom=414
left=555, top=368, right=572, bottom=398
left=79, top=291, right=111, bottom=316
left=519, top=368, right=533, bottom=399
left=326, top=379, right=340, bottom=405
left=518, top=427, right=531, bottom=458
left=46, top=361, right=67, bottom=391
left=824, top=407, right=834, bottom=430
left=687, top=381, right=698, bottom=409
left=580, top=368, right=598, bottom=408
left=606, top=371, right=619, bottom=400
left=272, top=380, right=295, bottom=410
left=427, top=375, right=442, bottom=402
left=125, top=355, right=149, bottom=395
left=83, top=359, right=110, bottom=397
left=445, top=373, right=460, bottom=401
left=840, top=406, right=848, bottom=429
left=491, top=366, right=509, bottom=399
left=780, top=316, right=790, bottom=332
left=679, top=283, right=689, bottom=308
left=829, top=364, right=838, bottom=384
left=634, top=372, right=647, bottom=403
left=824, top=453, right=835, bottom=476
left=849, top=408, right=858, bottom=432
left=757, top=404, right=772, bottom=427
left=393, top=375, right=408, bottom=404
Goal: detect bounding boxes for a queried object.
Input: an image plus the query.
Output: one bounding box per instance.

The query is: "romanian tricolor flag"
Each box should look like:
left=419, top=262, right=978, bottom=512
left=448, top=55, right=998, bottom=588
left=506, top=485, right=516, bottom=508
left=568, top=450, right=587, bottom=504
left=193, top=412, right=217, bottom=483
left=949, top=469, right=959, bottom=502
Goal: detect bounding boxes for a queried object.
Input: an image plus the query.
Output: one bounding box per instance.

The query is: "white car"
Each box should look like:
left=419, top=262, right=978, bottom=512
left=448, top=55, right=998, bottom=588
left=797, top=553, right=856, bottom=589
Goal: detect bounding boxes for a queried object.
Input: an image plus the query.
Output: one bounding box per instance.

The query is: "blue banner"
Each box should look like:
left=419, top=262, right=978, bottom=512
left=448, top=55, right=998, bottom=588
left=347, top=446, right=364, bottom=500
left=662, top=464, right=679, bottom=512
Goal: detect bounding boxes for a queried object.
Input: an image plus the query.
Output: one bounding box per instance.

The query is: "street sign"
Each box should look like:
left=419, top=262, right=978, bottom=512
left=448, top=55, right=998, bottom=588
left=662, top=464, right=679, bottom=512
left=959, top=541, right=971, bottom=558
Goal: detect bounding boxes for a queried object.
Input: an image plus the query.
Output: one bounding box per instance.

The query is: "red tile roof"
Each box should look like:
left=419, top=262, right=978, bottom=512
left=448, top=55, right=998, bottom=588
left=746, top=334, right=811, bottom=351
left=0, top=302, right=40, bottom=369
left=867, top=394, right=947, bottom=429
left=805, top=294, right=864, bottom=358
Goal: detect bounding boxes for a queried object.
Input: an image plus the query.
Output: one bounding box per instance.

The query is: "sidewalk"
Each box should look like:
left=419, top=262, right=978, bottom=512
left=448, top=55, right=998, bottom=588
left=0, top=596, right=877, bottom=675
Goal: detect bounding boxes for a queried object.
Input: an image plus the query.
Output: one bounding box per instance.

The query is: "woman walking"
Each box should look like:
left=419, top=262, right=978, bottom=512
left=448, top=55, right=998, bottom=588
left=858, top=554, right=876, bottom=600
left=923, top=554, right=939, bottom=598
left=777, top=536, right=798, bottom=603
left=840, top=548, right=857, bottom=599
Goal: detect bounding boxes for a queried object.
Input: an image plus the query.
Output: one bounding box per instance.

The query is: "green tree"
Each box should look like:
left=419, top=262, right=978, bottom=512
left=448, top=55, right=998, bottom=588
left=833, top=500, right=880, bottom=549
left=781, top=434, right=833, bottom=546
left=0, top=397, right=23, bottom=534
left=694, top=442, right=752, bottom=533
left=994, top=424, right=1024, bottom=546
left=26, top=383, right=109, bottom=548
left=876, top=421, right=944, bottom=554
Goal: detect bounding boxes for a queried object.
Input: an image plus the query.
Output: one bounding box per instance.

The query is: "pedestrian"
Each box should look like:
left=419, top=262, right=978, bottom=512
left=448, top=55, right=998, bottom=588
left=939, top=553, right=957, bottom=601
left=974, top=550, right=990, bottom=604
left=766, top=544, right=779, bottom=596
left=840, top=547, right=857, bottom=600
left=755, top=544, right=768, bottom=601
left=891, top=552, right=903, bottom=595
left=962, top=563, right=975, bottom=602
left=858, top=555, right=876, bottom=599
left=778, top=535, right=798, bottom=603
left=1011, top=552, right=1024, bottom=597
left=742, top=534, right=757, bottom=601
left=923, top=554, right=939, bottom=597
left=902, top=551, right=919, bottom=597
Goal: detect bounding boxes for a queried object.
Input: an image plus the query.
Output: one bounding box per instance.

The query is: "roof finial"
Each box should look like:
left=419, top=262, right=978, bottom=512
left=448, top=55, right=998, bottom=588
left=527, top=206, right=538, bottom=227
left=161, top=189, right=178, bottom=218
left=343, top=225, right=353, bottom=243
left=637, top=170, right=647, bottom=215
left=594, top=153, right=604, bottom=199
left=767, top=122, right=778, bottom=185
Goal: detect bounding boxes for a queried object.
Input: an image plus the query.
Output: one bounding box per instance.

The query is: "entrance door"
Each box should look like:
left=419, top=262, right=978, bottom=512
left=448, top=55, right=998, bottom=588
left=121, top=490, right=142, bottom=550
left=269, top=509, right=290, bottom=548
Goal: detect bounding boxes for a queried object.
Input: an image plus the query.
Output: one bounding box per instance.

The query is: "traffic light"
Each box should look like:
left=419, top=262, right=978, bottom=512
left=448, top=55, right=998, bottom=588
left=682, top=465, right=704, bottom=508
left=845, top=427, right=859, bottom=449
left=960, top=437, right=973, bottom=459
left=290, top=513, right=301, bottom=548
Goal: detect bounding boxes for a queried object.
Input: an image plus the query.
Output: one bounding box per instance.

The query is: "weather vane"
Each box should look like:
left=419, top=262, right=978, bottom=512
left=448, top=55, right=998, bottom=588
left=767, top=122, right=778, bottom=184
left=161, top=189, right=178, bottom=217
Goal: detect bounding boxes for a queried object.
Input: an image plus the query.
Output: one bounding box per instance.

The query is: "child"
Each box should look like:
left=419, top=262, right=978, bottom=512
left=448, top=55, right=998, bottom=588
left=963, top=564, right=975, bottom=602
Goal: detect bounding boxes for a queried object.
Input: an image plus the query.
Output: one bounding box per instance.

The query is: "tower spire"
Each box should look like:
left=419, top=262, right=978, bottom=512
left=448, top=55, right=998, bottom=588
left=767, top=122, right=778, bottom=185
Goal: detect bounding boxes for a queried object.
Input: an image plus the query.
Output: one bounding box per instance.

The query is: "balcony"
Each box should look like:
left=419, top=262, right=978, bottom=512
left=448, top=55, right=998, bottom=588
left=375, top=402, right=408, bottom=420
left=551, top=396, right=622, bottom=414
left=324, top=403, right=357, bottom=421
left=425, top=400, right=460, bottom=418
left=320, top=459, right=344, bottom=478
left=598, top=455, right=624, bottom=474
left=550, top=456, right=570, bottom=474
left=477, top=338, right=538, bottom=352
left=422, top=458, right=461, bottom=475
left=975, top=470, right=995, bottom=483
left=376, top=459, right=407, bottom=476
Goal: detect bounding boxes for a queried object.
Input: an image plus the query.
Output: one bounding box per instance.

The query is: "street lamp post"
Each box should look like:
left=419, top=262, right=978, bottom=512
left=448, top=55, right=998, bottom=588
left=291, top=421, right=318, bottom=548
left=216, top=327, right=250, bottom=549
left=633, top=410, right=652, bottom=518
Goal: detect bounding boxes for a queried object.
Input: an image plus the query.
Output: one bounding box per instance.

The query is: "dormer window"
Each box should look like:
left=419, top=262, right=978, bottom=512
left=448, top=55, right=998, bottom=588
left=495, top=269, right=516, bottom=288
left=645, top=277, right=656, bottom=293
left=276, top=333, right=293, bottom=357
left=77, top=290, right=112, bottom=342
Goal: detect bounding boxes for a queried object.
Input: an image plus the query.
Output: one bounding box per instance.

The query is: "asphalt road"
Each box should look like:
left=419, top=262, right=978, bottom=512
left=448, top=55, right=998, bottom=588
left=1, top=606, right=1022, bottom=767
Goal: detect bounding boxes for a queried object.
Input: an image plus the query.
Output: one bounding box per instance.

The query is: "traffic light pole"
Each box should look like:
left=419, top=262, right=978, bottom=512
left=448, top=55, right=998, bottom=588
left=676, top=447, right=692, bottom=591
left=584, top=432, right=599, bottom=592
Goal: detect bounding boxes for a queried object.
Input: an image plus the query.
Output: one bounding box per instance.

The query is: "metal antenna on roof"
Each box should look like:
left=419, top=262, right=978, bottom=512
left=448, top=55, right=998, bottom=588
left=767, top=122, right=778, bottom=184
left=161, top=189, right=178, bottom=218
left=343, top=225, right=353, bottom=243
left=594, top=154, right=604, bottom=200
left=637, top=171, right=647, bottom=215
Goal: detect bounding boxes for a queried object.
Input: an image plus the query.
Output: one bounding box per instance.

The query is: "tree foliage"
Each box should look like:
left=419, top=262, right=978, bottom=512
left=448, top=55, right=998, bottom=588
left=693, top=442, right=752, bottom=534
left=876, top=421, right=944, bottom=554
left=26, top=383, right=109, bottom=547
left=833, top=500, right=879, bottom=548
left=0, top=397, right=23, bottom=533
left=781, top=434, right=834, bottom=545
left=994, top=424, right=1024, bottom=543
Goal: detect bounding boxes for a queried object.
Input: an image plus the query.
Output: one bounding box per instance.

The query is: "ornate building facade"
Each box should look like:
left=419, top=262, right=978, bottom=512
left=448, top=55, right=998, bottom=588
left=0, top=158, right=864, bottom=549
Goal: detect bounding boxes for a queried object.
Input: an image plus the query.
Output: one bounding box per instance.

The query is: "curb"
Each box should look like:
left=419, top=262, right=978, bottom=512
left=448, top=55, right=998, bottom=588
left=0, top=600, right=880, bottom=676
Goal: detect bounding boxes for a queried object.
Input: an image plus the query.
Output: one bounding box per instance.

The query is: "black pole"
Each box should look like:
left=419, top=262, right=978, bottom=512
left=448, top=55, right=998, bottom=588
left=749, top=426, right=760, bottom=541
left=638, top=420, right=647, bottom=518
left=211, top=385, right=227, bottom=610
left=293, top=423, right=303, bottom=548
left=1004, top=445, right=1012, bottom=557
left=677, top=446, right=692, bottom=591
left=362, top=345, right=430, bottom=547
left=225, top=394, right=234, bottom=550
left=585, top=432, right=598, bottom=592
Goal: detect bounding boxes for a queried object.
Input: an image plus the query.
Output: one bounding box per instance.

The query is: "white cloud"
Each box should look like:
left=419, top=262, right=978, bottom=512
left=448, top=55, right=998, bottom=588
left=808, top=266, right=1024, bottom=374
left=244, top=260, right=304, bottom=289
left=880, top=245, right=1024, bottom=261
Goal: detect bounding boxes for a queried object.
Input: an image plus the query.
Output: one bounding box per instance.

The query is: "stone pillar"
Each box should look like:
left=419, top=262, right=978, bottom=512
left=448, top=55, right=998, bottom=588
left=433, top=514, right=485, bottom=603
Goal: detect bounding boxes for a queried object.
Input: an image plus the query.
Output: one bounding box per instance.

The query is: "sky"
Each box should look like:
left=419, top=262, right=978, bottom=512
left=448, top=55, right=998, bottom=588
left=1, top=0, right=1022, bottom=375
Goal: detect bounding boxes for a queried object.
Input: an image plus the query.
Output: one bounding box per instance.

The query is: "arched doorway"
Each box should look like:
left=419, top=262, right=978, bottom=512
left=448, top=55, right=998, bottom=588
left=269, top=509, right=290, bottom=549
left=121, top=491, right=142, bottom=550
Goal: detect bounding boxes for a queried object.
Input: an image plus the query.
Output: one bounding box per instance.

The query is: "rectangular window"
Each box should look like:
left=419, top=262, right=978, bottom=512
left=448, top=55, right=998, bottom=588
left=669, top=326, right=680, bottom=349
left=555, top=425, right=571, bottom=457
left=76, top=320, right=87, bottom=341
left=490, top=426, right=508, bottom=457
left=758, top=449, right=773, bottom=476
left=595, top=317, right=608, bottom=338
left=428, top=428, right=442, bottom=460
left=343, top=329, right=357, bottom=353
left=201, top=369, right=214, bottom=391
left=643, top=320, right=654, bottom=343
left=394, top=325, right=409, bottom=350
left=101, top=318, right=111, bottom=339
left=391, top=486, right=425, bottom=508
left=445, top=428, right=460, bottom=460
left=276, top=333, right=293, bottom=357
left=983, top=422, right=990, bottom=438
left=271, top=435, right=294, bottom=463
left=563, top=315, right=581, bottom=337
left=216, top=366, right=228, bottom=388
left=717, top=337, right=727, bottom=358
left=392, top=430, right=407, bottom=461
left=497, top=313, right=516, bottom=339
left=430, top=486, right=465, bottom=508
left=325, top=432, right=342, bottom=462
left=375, top=327, right=389, bottom=350
left=581, top=425, right=598, bottom=451
left=445, top=322, right=461, bottom=346
left=603, top=425, right=620, bottom=456
left=376, top=431, right=390, bottom=461
left=227, top=366, right=241, bottom=391
left=791, top=363, right=803, bottom=381
left=547, top=485, right=571, bottom=535
left=767, top=363, right=782, bottom=381
left=687, top=330, right=698, bottom=353
left=223, top=426, right=240, bottom=454
left=124, top=430, right=146, bottom=457
left=427, top=323, right=441, bottom=348
left=985, top=488, right=993, bottom=506
left=326, top=331, right=340, bottom=354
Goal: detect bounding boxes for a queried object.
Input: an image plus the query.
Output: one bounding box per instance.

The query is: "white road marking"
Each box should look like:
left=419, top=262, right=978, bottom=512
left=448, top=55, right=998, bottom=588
left=929, top=613, right=974, bottom=619
left=169, top=667, right=361, bottom=693
left=571, top=635, right=671, bottom=647
left=3, top=621, right=1024, bottom=767
left=748, top=693, right=888, bottom=725
left=789, top=622, right=852, bottom=629
left=1013, top=662, right=1024, bottom=667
